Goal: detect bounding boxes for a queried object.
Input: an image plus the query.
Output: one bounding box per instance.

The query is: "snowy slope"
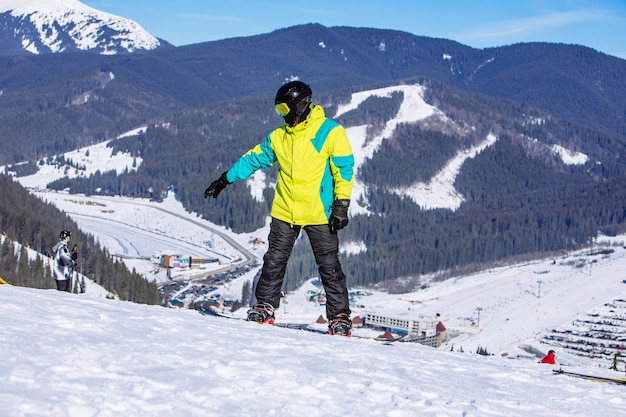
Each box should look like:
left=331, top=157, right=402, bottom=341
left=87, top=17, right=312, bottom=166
left=1, top=284, right=625, bottom=417
left=0, top=0, right=160, bottom=54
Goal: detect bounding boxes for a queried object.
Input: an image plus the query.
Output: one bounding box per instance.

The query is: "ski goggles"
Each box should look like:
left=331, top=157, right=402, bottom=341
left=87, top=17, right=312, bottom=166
left=275, top=102, right=291, bottom=116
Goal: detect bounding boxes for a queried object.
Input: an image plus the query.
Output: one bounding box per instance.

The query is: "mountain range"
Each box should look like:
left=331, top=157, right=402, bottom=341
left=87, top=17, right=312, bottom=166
left=0, top=2, right=625, bottom=165
left=2, top=1, right=626, bottom=288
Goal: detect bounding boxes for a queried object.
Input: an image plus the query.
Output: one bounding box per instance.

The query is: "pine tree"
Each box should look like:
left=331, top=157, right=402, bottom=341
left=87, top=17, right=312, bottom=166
left=241, top=280, right=252, bottom=307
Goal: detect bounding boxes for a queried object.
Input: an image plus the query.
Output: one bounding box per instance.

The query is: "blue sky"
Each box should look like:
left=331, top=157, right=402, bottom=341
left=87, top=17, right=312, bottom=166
left=83, top=0, right=626, bottom=59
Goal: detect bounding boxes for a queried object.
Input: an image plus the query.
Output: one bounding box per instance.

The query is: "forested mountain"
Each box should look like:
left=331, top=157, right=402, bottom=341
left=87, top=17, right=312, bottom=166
left=0, top=24, right=624, bottom=165
left=15, top=78, right=626, bottom=292
left=1, top=16, right=626, bottom=292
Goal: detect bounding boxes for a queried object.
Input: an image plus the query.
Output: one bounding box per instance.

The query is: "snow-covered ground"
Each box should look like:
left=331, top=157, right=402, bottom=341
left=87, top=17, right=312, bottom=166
left=2, top=281, right=625, bottom=417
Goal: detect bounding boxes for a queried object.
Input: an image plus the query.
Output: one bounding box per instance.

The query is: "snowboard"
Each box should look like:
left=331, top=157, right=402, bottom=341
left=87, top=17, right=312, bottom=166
left=197, top=306, right=329, bottom=335
left=197, top=306, right=405, bottom=343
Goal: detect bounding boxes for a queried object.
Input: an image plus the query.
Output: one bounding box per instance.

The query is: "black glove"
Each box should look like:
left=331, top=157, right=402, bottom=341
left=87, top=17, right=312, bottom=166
left=71, top=252, right=78, bottom=261
left=204, top=172, right=230, bottom=199
left=330, top=199, right=350, bottom=232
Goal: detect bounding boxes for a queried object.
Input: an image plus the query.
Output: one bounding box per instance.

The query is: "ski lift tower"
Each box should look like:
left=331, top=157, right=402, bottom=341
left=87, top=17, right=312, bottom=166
left=475, top=307, right=483, bottom=328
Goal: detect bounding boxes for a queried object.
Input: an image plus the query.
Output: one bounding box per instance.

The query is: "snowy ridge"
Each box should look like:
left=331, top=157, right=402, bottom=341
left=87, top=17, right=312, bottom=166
left=551, top=144, right=589, bottom=165
left=335, top=84, right=589, bottom=215
left=337, top=84, right=443, bottom=216
left=14, top=130, right=145, bottom=190
left=1, top=0, right=160, bottom=54
left=390, top=133, right=498, bottom=210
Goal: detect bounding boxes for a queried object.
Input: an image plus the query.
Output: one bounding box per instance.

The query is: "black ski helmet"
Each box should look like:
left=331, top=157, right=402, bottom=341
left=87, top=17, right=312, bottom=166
left=274, top=81, right=312, bottom=126
left=59, top=230, right=71, bottom=239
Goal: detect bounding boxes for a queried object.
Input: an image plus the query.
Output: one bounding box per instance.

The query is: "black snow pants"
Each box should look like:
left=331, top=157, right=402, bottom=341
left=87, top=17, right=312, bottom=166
left=55, top=279, right=71, bottom=292
left=255, top=217, right=351, bottom=320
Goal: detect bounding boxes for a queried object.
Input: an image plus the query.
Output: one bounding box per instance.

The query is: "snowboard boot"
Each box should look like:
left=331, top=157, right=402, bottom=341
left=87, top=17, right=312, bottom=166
left=246, top=302, right=275, bottom=324
left=328, top=313, right=352, bottom=336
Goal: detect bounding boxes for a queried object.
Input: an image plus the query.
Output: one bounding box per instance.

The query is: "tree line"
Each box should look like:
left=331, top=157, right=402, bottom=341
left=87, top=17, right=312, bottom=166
left=0, top=175, right=159, bottom=304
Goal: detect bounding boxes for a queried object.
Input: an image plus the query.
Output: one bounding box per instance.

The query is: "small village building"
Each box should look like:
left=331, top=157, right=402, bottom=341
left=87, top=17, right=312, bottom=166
left=377, top=330, right=395, bottom=340
left=364, top=313, right=446, bottom=347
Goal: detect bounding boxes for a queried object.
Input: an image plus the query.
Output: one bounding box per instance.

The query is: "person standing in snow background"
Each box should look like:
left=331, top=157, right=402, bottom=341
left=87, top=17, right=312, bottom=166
left=204, top=81, right=355, bottom=336
left=51, top=229, right=77, bottom=292
left=539, top=350, right=557, bottom=364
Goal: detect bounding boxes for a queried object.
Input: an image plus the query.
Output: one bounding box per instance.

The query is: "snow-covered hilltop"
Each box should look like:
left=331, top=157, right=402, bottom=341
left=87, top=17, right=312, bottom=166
left=0, top=0, right=161, bottom=54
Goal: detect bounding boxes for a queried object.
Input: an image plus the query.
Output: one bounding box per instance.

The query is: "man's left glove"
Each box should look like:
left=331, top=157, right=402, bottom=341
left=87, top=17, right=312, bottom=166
left=204, top=172, right=230, bottom=199
left=330, top=199, right=350, bottom=232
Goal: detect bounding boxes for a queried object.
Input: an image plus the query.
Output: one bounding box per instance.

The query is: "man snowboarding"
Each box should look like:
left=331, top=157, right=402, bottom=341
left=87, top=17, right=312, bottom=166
left=51, top=230, right=77, bottom=292
left=204, top=81, right=354, bottom=336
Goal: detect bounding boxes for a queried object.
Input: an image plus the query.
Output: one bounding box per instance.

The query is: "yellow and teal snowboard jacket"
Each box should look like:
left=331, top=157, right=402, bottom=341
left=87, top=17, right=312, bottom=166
left=226, top=104, right=354, bottom=226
